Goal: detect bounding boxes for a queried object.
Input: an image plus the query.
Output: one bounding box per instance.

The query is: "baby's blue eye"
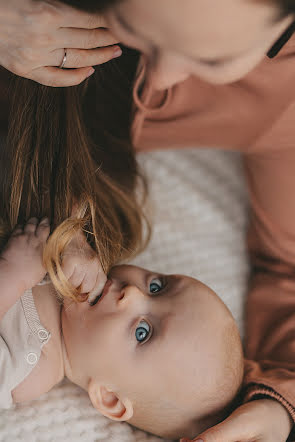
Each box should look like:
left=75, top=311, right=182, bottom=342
left=135, top=320, right=151, bottom=343
left=149, top=277, right=163, bottom=294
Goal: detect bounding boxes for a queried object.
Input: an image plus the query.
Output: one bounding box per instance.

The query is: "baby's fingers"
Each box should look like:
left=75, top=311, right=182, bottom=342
left=68, top=267, right=85, bottom=289
left=24, top=217, right=38, bottom=234
left=11, top=224, right=23, bottom=236
left=36, top=218, right=50, bottom=242
left=84, top=263, right=107, bottom=300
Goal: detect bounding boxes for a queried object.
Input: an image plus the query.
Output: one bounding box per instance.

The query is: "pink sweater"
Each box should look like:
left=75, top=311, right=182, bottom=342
left=132, top=34, right=295, bottom=425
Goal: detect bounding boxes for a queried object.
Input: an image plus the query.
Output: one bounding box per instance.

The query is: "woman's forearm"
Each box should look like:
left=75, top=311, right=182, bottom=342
left=243, top=148, right=295, bottom=425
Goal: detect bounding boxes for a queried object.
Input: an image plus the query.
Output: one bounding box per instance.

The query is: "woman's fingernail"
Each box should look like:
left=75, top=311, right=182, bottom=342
left=112, top=47, right=122, bottom=59
left=86, top=68, right=95, bottom=78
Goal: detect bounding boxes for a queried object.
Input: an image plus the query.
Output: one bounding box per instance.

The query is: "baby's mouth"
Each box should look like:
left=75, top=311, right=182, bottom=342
left=88, top=280, right=112, bottom=307
left=88, top=291, right=103, bottom=306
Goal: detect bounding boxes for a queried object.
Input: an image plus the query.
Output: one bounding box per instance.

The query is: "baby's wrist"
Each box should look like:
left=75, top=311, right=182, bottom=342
left=0, top=259, right=29, bottom=294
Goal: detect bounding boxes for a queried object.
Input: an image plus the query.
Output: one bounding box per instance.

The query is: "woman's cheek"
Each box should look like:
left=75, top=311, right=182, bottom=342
left=194, top=51, right=267, bottom=85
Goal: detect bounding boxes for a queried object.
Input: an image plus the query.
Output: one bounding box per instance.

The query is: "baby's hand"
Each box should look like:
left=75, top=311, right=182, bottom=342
left=61, top=229, right=107, bottom=301
left=180, top=399, right=293, bottom=442
left=1, top=217, right=50, bottom=292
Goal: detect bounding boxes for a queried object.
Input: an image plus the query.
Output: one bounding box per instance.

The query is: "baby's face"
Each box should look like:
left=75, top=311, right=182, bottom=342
left=61, top=265, right=243, bottom=439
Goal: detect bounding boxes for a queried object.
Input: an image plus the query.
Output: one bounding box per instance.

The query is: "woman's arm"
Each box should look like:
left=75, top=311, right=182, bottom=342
left=242, top=145, right=295, bottom=425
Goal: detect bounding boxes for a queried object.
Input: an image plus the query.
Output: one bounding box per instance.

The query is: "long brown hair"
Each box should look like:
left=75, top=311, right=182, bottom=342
left=0, top=17, right=149, bottom=300
left=3, top=0, right=293, bottom=300
left=273, top=0, right=295, bottom=17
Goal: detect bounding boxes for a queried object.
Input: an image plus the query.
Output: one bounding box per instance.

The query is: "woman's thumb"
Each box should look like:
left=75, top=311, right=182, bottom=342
left=181, top=427, right=227, bottom=442
left=180, top=418, right=239, bottom=442
left=181, top=410, right=246, bottom=442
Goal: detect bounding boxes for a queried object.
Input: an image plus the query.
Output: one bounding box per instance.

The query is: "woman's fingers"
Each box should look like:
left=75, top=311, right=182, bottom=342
left=30, top=39, right=122, bottom=86
left=29, top=66, right=95, bottom=87
left=0, top=0, right=115, bottom=85
left=49, top=46, right=122, bottom=70
left=57, top=27, right=120, bottom=50
left=15, top=26, right=122, bottom=86
left=52, top=1, right=108, bottom=29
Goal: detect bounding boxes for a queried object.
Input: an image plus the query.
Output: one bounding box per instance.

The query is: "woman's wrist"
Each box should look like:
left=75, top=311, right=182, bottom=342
left=263, top=399, right=294, bottom=438
left=245, top=384, right=295, bottom=418
left=244, top=387, right=294, bottom=438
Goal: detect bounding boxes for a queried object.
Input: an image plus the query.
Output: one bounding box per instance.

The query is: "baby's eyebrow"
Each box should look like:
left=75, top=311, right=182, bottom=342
left=160, top=312, right=173, bottom=337
left=152, top=312, right=174, bottom=346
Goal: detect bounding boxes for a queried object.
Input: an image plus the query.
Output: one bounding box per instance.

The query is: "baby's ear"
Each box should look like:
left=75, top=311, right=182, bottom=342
left=88, top=379, right=133, bottom=421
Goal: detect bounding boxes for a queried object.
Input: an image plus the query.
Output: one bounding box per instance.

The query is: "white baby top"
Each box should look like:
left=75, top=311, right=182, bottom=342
left=0, top=287, right=51, bottom=408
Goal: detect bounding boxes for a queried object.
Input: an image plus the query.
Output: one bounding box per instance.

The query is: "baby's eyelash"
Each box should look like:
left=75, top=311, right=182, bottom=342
left=135, top=319, right=153, bottom=345
left=149, top=276, right=167, bottom=295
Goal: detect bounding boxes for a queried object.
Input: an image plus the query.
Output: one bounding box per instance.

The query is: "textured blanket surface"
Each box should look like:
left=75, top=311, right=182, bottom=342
left=0, top=148, right=249, bottom=442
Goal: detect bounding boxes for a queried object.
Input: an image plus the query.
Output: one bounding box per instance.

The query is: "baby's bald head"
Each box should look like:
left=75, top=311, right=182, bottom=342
left=127, top=313, right=243, bottom=439
left=62, top=265, right=244, bottom=439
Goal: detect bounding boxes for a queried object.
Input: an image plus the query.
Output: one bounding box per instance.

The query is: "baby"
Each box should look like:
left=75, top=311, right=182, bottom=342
left=0, top=219, right=244, bottom=440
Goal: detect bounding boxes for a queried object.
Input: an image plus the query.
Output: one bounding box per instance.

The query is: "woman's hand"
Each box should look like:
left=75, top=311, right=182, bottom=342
left=0, top=0, right=121, bottom=87
left=0, top=217, right=50, bottom=292
left=61, top=229, right=107, bottom=301
left=180, top=399, right=293, bottom=442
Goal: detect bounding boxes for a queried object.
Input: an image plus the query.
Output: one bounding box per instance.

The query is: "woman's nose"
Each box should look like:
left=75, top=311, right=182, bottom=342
left=148, top=53, right=191, bottom=90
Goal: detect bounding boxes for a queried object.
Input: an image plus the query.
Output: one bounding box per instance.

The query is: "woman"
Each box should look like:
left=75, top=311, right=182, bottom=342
left=1, top=0, right=295, bottom=441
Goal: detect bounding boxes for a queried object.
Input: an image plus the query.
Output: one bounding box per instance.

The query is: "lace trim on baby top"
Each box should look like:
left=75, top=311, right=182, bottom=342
left=21, top=288, right=51, bottom=347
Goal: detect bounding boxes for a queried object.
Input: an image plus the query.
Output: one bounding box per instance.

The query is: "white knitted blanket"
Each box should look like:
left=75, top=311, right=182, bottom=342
left=0, top=148, right=249, bottom=442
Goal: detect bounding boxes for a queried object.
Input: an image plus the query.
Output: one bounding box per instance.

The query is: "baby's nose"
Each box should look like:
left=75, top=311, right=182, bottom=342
left=118, top=284, right=145, bottom=305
